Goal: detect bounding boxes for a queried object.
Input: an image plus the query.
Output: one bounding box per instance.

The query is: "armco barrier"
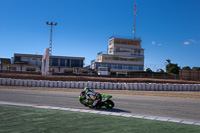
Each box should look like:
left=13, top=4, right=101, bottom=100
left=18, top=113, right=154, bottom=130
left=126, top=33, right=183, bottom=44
left=0, top=78, right=200, bottom=91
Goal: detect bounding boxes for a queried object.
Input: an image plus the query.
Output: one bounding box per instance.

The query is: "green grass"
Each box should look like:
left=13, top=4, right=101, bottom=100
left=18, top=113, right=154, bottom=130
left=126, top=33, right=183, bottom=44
left=0, top=105, right=200, bottom=133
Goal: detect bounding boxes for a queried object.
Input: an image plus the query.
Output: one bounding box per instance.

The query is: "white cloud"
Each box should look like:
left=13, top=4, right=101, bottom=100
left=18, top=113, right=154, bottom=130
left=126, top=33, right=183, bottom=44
left=151, top=41, right=162, bottom=46
left=184, top=41, right=190, bottom=45
left=189, top=39, right=197, bottom=44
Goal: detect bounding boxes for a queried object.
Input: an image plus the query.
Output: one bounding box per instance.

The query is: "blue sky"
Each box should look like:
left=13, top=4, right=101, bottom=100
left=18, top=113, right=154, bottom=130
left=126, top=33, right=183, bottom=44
left=0, top=0, right=200, bottom=71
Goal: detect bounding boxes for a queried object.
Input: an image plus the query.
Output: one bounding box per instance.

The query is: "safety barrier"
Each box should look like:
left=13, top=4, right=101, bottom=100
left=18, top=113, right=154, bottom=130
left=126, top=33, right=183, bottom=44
left=0, top=78, right=200, bottom=91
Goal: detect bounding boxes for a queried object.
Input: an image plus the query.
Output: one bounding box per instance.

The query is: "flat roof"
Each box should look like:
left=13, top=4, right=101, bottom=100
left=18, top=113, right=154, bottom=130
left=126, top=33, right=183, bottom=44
left=14, top=53, right=85, bottom=60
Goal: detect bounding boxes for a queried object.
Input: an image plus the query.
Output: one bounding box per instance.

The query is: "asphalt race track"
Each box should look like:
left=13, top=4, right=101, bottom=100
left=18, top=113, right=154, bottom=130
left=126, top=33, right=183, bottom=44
left=0, top=88, right=200, bottom=121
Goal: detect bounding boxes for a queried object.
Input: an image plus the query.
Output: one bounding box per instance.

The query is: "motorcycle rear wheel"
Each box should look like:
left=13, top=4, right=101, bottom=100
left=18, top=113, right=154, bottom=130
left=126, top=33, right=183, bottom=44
left=105, top=100, right=114, bottom=109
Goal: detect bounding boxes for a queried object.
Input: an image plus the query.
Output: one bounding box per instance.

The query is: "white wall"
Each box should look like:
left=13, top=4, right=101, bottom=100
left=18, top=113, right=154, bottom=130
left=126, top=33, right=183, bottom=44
left=0, top=78, right=199, bottom=91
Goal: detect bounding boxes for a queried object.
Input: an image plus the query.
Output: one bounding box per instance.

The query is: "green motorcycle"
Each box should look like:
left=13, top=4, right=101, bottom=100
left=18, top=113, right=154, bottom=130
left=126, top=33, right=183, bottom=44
left=79, top=91, right=114, bottom=109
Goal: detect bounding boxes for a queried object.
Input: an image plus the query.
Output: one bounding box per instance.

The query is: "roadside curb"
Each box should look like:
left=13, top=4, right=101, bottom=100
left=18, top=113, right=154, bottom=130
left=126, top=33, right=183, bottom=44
left=0, top=101, right=199, bottom=126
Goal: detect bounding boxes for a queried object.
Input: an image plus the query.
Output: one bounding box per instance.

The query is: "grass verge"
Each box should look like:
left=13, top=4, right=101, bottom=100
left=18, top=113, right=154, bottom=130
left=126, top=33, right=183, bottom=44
left=0, top=104, right=200, bottom=133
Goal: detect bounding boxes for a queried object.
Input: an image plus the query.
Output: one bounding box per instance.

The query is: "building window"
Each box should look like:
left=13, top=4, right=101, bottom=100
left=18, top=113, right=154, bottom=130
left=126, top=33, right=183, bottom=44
left=113, top=57, right=119, bottom=60
left=15, top=56, right=21, bottom=62
left=60, top=59, right=65, bottom=66
left=134, top=66, right=139, bottom=70
left=71, top=60, right=80, bottom=67
left=122, top=65, right=128, bottom=70
left=120, top=58, right=127, bottom=61
left=66, top=59, right=70, bottom=67
left=80, top=60, right=83, bottom=67
left=52, top=58, right=58, bottom=66
left=111, top=65, right=118, bottom=69
left=26, top=67, right=36, bottom=72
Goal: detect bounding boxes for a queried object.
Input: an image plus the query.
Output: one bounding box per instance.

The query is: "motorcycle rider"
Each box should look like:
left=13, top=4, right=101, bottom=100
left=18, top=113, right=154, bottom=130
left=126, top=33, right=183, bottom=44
left=84, top=87, right=101, bottom=108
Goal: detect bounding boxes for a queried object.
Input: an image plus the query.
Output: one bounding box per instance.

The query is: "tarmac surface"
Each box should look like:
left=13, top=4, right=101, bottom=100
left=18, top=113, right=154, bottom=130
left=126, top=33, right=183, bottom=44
left=0, top=88, right=200, bottom=122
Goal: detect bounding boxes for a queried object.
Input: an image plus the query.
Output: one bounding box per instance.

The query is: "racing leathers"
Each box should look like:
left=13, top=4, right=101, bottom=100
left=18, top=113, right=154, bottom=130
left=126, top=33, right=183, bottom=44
left=86, top=89, right=101, bottom=108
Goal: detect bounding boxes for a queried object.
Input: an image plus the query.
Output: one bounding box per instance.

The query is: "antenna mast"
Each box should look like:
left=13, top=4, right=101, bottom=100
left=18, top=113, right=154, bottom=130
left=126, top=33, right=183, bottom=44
left=133, top=2, right=137, bottom=39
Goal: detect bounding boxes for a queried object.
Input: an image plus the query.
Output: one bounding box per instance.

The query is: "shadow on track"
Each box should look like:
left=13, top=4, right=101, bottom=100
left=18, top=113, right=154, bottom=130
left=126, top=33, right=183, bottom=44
left=94, top=108, right=131, bottom=113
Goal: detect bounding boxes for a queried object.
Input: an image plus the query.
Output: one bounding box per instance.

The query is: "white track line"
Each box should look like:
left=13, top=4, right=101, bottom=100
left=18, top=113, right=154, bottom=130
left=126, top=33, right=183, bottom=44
left=0, top=101, right=200, bottom=126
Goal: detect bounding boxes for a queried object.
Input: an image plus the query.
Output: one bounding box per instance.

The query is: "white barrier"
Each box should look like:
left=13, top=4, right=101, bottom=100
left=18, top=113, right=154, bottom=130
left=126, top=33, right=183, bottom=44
left=44, top=81, right=49, bottom=87
left=75, top=82, right=79, bottom=88
left=66, top=82, right=70, bottom=88
left=108, top=83, right=113, bottom=89
left=126, top=83, right=130, bottom=90
left=121, top=83, right=125, bottom=90
left=92, top=82, right=96, bottom=89
left=137, top=83, right=141, bottom=90
left=154, top=84, right=158, bottom=91
left=0, top=78, right=200, bottom=91
left=32, top=80, right=36, bottom=87
left=194, top=84, right=198, bottom=91
left=40, top=80, right=45, bottom=87
left=83, top=82, right=88, bottom=88
left=158, top=84, right=162, bottom=91
left=150, top=83, right=154, bottom=91
left=117, top=83, right=122, bottom=90
left=23, top=80, right=27, bottom=86
left=100, top=82, right=105, bottom=89
left=133, top=83, right=138, bottom=90
left=49, top=81, right=53, bottom=87
left=88, top=82, right=93, bottom=88
left=113, top=83, right=117, bottom=90
left=79, top=82, right=84, bottom=88
left=53, top=81, right=57, bottom=88
left=96, top=82, right=100, bottom=89
left=7, top=79, right=11, bottom=86
left=36, top=80, right=41, bottom=87
left=11, top=79, right=15, bottom=86
left=57, top=81, right=62, bottom=88
left=62, top=82, right=66, bottom=88
left=105, top=82, right=109, bottom=90
left=190, top=84, right=194, bottom=91
left=71, top=82, right=75, bottom=88
left=129, top=83, right=134, bottom=90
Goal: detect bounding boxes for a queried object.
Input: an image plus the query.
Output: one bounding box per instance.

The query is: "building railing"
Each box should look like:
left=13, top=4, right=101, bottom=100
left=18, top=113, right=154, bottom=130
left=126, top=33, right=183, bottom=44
left=91, top=59, right=96, bottom=63
left=130, top=54, right=144, bottom=57
left=110, top=35, right=141, bottom=40
left=97, top=51, right=107, bottom=56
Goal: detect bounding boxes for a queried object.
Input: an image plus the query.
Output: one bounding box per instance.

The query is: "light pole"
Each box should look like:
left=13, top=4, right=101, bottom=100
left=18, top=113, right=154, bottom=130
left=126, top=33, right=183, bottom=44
left=46, top=21, right=57, bottom=56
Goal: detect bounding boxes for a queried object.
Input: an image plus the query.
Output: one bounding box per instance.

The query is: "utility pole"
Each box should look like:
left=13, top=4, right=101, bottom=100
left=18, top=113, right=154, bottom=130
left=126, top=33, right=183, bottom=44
left=46, top=21, right=57, bottom=56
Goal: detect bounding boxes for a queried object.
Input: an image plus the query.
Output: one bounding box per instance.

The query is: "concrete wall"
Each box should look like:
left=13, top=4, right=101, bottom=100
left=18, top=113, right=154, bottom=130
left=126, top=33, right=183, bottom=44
left=0, top=78, right=199, bottom=91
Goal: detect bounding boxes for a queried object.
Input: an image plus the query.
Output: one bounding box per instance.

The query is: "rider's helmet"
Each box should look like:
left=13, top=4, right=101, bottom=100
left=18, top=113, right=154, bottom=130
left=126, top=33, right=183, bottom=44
left=84, top=87, right=90, bottom=93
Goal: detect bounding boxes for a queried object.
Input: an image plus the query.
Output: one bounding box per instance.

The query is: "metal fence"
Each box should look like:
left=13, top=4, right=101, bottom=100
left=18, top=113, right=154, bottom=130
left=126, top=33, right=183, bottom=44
left=179, top=70, right=200, bottom=81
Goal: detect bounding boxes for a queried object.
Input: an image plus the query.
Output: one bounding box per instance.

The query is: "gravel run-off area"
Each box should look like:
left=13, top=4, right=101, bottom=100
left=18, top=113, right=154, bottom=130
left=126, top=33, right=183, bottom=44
left=1, top=86, right=200, bottom=99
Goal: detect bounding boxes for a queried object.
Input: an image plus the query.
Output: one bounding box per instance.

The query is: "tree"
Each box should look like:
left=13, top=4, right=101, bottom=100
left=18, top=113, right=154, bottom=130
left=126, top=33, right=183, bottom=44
left=182, top=66, right=191, bottom=70
left=192, top=67, right=200, bottom=71
left=166, top=59, right=180, bottom=74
